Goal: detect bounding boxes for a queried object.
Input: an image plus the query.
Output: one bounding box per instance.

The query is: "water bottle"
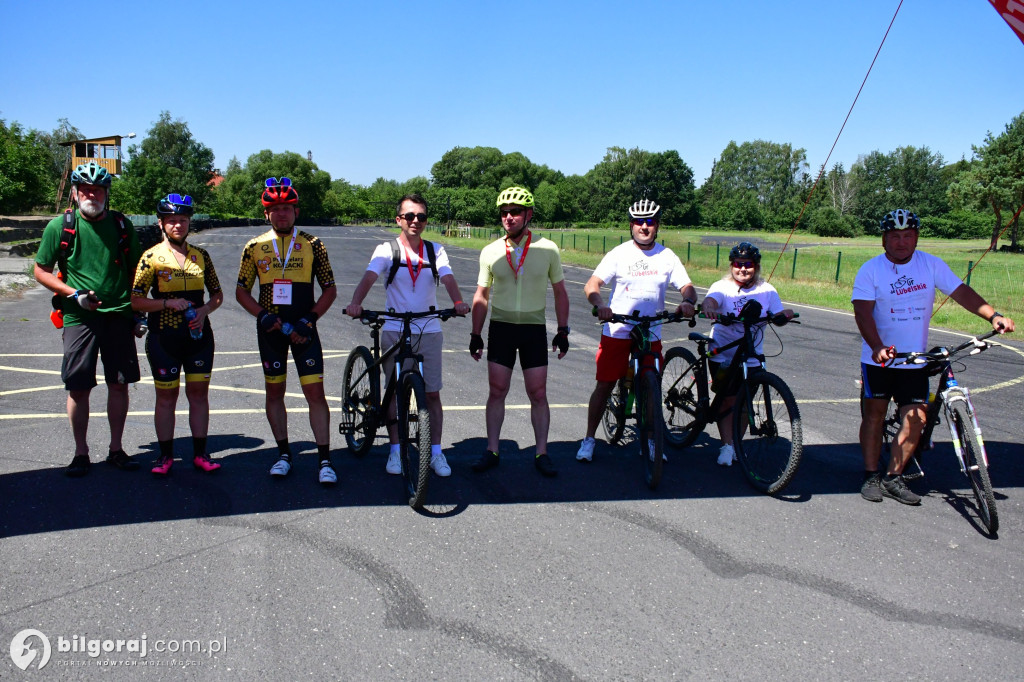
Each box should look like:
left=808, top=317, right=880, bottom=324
left=624, top=364, right=636, bottom=415
left=281, top=322, right=294, bottom=337
left=183, top=306, right=203, bottom=340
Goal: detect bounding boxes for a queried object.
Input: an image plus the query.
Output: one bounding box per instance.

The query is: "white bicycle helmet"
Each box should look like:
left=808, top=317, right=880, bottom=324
left=628, top=199, right=661, bottom=220
left=880, top=209, right=919, bottom=232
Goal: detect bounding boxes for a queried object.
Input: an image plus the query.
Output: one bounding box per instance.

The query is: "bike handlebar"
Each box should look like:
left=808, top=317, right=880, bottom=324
left=592, top=306, right=697, bottom=327
left=887, top=329, right=1002, bottom=368
left=359, top=307, right=464, bottom=326
left=703, top=311, right=800, bottom=327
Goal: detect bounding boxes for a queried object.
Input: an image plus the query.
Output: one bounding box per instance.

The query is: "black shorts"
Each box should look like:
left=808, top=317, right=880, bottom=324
left=487, top=320, right=548, bottom=370
left=861, top=363, right=929, bottom=407
left=61, top=315, right=141, bottom=391
left=145, top=326, right=215, bottom=389
left=257, top=322, right=325, bottom=385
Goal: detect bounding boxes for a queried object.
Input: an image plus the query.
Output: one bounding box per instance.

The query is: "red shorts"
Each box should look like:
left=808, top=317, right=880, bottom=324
left=595, top=335, right=663, bottom=382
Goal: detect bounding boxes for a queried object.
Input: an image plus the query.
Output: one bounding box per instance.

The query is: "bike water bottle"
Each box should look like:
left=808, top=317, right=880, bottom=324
left=183, top=306, right=203, bottom=340
left=624, top=364, right=636, bottom=415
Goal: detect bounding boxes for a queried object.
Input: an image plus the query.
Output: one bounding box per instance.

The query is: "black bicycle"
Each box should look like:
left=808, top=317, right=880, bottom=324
left=598, top=309, right=689, bottom=490
left=881, top=329, right=1007, bottom=534
left=661, top=301, right=802, bottom=494
left=338, top=307, right=461, bottom=508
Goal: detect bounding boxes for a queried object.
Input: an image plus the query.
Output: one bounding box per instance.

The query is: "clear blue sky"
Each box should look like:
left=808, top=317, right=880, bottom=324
left=3, top=0, right=1022, bottom=188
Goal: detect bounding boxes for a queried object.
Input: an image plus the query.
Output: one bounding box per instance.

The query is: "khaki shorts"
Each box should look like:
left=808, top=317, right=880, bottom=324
left=381, top=330, right=443, bottom=393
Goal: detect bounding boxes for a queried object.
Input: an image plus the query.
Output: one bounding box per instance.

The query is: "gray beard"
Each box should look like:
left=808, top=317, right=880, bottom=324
left=79, top=198, right=105, bottom=219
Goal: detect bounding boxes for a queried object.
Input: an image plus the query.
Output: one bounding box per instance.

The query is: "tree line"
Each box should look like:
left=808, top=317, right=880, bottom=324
left=2, top=110, right=1022, bottom=248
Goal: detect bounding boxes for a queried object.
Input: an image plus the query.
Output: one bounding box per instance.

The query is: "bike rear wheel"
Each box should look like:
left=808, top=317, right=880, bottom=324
left=636, top=368, right=664, bottom=490
left=950, top=401, right=998, bottom=534
left=601, top=378, right=627, bottom=445
left=341, top=346, right=378, bottom=456
left=399, top=372, right=432, bottom=509
left=661, top=346, right=703, bottom=449
left=732, top=372, right=802, bottom=494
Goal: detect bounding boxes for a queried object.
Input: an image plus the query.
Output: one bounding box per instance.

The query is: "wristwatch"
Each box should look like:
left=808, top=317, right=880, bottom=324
left=988, top=311, right=1004, bottom=323
left=557, top=326, right=570, bottom=335
left=682, top=298, right=697, bottom=305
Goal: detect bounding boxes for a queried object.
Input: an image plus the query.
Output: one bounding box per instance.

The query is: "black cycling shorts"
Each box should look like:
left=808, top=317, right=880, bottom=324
left=145, top=325, right=215, bottom=389
left=61, top=314, right=140, bottom=391
left=257, top=322, right=324, bottom=385
left=860, top=363, right=929, bottom=407
left=486, top=320, right=548, bottom=370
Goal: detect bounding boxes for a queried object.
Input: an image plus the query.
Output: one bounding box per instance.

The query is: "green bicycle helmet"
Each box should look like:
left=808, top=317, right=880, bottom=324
left=496, top=186, right=534, bottom=208
left=71, top=161, right=113, bottom=187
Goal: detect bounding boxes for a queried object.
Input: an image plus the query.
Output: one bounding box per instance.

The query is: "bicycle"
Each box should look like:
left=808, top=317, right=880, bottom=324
left=597, top=309, right=690, bottom=490
left=661, top=301, right=802, bottom=494
left=880, top=329, right=1007, bottom=534
left=338, top=307, right=461, bottom=508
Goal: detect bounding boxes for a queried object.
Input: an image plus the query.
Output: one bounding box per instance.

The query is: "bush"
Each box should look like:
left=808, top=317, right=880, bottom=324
left=920, top=211, right=992, bottom=239
left=809, top=207, right=861, bottom=237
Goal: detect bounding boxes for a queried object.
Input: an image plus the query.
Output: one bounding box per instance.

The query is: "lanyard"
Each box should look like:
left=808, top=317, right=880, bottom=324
left=505, top=230, right=532, bottom=281
left=401, top=238, right=424, bottom=289
left=271, top=229, right=298, bottom=278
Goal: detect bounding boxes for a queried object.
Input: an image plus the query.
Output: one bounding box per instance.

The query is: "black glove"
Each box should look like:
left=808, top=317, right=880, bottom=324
left=552, top=330, right=569, bottom=355
left=469, top=333, right=484, bottom=356
left=257, top=309, right=281, bottom=332
left=293, top=317, right=315, bottom=339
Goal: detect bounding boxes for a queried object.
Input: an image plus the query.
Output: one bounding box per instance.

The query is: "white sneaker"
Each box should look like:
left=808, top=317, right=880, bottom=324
left=386, top=450, right=402, bottom=475
left=270, top=458, right=291, bottom=477
left=430, top=452, right=452, bottom=477
left=319, top=463, right=337, bottom=485
left=648, top=439, right=667, bottom=462
left=576, top=437, right=596, bottom=462
left=717, top=443, right=735, bottom=466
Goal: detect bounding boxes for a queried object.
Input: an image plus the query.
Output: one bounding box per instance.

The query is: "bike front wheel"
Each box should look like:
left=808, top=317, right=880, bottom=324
left=636, top=368, right=664, bottom=490
left=399, top=372, right=432, bottom=509
left=950, top=401, right=998, bottom=534
left=342, top=346, right=379, bottom=456
left=601, top=378, right=627, bottom=445
left=732, top=372, right=802, bottom=494
left=661, top=346, right=704, bottom=449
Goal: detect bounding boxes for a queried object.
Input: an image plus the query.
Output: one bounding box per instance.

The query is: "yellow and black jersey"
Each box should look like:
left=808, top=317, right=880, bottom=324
left=132, top=242, right=222, bottom=333
left=236, top=228, right=335, bottom=319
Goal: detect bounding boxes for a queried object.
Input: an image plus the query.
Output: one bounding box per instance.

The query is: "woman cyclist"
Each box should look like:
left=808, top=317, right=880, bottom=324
left=701, top=242, right=794, bottom=466
left=131, top=194, right=224, bottom=475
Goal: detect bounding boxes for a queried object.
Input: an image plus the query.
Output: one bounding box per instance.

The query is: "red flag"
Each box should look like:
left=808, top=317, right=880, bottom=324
left=990, top=0, right=1024, bottom=46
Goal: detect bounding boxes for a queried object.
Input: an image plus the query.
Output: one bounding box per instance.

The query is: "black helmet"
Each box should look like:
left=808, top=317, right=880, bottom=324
left=156, top=193, right=195, bottom=216
left=729, top=242, right=761, bottom=264
left=880, top=209, right=919, bottom=232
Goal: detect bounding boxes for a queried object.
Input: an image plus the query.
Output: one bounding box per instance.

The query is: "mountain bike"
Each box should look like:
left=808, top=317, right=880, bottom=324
left=661, top=302, right=802, bottom=494
left=338, top=307, right=461, bottom=508
left=598, top=309, right=690, bottom=490
left=881, top=329, right=1007, bottom=534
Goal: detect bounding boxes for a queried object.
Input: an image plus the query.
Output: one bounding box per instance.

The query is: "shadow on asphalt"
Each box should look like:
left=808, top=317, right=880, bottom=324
left=2, top=433, right=1021, bottom=539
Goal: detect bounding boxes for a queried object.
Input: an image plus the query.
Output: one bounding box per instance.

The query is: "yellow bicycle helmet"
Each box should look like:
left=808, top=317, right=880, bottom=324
left=496, top=186, right=534, bottom=208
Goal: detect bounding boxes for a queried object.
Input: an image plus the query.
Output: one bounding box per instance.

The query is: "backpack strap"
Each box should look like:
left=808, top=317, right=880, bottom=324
left=385, top=239, right=439, bottom=288
left=109, top=210, right=132, bottom=271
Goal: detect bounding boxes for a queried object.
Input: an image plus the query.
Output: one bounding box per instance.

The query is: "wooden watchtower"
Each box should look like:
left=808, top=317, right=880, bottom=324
left=54, top=134, right=132, bottom=211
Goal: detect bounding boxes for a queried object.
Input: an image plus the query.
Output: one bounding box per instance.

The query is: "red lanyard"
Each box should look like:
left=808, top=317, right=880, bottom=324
left=402, top=239, right=424, bottom=288
left=505, top=231, right=532, bottom=281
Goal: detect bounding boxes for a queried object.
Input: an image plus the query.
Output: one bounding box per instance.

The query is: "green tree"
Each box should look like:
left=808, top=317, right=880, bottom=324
left=584, top=147, right=696, bottom=225
left=119, top=112, right=215, bottom=214
left=430, top=146, right=562, bottom=191
left=0, top=119, right=52, bottom=213
left=851, top=146, right=948, bottom=231
left=213, top=150, right=334, bottom=220
left=948, top=112, right=1024, bottom=249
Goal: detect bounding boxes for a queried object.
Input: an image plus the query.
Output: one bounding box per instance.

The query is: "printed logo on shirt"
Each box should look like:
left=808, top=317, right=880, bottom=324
left=627, top=260, right=659, bottom=277
left=890, top=275, right=928, bottom=296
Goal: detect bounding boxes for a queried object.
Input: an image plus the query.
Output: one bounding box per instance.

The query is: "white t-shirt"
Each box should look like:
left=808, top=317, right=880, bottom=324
left=705, top=278, right=783, bottom=366
left=851, top=250, right=963, bottom=366
left=592, top=241, right=691, bottom=340
left=366, top=239, right=454, bottom=333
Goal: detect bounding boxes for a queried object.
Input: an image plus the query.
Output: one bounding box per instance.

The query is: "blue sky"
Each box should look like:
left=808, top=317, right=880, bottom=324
left=2, top=1, right=1022, bottom=188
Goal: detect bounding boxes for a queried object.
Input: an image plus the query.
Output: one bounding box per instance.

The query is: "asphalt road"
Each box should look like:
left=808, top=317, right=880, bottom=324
left=2, top=225, right=1023, bottom=680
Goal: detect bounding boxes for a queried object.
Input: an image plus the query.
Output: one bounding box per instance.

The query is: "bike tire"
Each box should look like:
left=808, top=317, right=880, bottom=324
left=399, top=372, right=432, bottom=509
left=732, top=371, right=802, bottom=494
left=950, top=401, right=998, bottom=534
left=342, top=346, right=378, bottom=456
left=601, top=378, right=627, bottom=445
left=661, top=346, right=704, bottom=449
left=636, top=368, right=664, bottom=490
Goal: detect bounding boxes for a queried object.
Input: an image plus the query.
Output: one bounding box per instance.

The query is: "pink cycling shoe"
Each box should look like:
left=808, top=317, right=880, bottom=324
left=193, top=454, right=221, bottom=473
left=151, top=455, right=173, bottom=476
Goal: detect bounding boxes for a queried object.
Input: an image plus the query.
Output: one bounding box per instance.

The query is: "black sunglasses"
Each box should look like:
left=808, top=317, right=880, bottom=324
left=631, top=218, right=656, bottom=226
left=398, top=212, right=427, bottom=222
left=500, top=208, right=526, bottom=217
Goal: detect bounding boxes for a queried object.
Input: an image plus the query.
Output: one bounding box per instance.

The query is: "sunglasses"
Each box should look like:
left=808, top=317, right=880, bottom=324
left=631, top=218, right=656, bottom=226
left=166, top=193, right=193, bottom=206
left=500, top=208, right=526, bottom=217
left=265, top=177, right=292, bottom=188
left=399, top=212, right=427, bottom=222
left=732, top=261, right=756, bottom=269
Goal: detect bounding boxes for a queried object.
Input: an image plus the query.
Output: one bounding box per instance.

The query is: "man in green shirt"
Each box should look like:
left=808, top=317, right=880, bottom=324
left=469, top=186, right=570, bottom=477
left=34, top=162, right=143, bottom=477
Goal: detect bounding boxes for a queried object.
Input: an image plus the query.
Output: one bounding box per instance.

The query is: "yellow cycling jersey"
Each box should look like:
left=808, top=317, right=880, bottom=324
left=477, top=232, right=564, bottom=325
left=132, top=242, right=222, bottom=333
left=237, top=228, right=335, bottom=319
